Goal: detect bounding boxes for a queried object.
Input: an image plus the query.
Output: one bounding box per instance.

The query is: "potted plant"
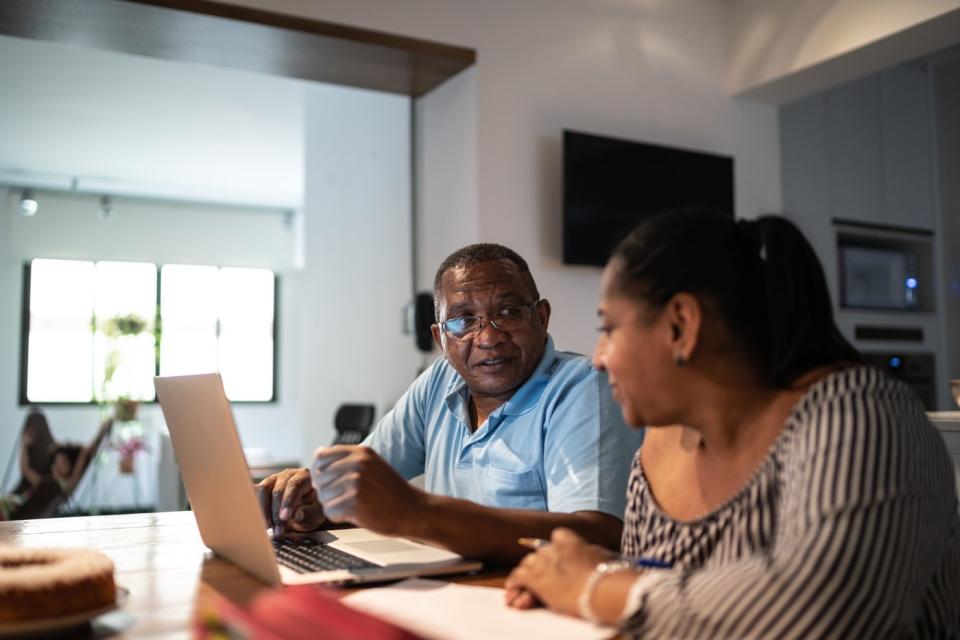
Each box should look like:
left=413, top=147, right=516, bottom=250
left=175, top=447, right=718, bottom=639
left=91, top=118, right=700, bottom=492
left=115, top=434, right=148, bottom=474
left=99, top=313, right=151, bottom=474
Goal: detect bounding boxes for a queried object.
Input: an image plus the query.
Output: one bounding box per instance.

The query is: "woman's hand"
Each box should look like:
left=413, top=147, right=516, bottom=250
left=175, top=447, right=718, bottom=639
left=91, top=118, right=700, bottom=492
left=503, top=527, right=614, bottom=617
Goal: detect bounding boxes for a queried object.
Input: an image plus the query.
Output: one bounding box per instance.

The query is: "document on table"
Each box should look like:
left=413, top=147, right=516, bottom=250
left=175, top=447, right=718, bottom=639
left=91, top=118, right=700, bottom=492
left=343, top=578, right=614, bottom=640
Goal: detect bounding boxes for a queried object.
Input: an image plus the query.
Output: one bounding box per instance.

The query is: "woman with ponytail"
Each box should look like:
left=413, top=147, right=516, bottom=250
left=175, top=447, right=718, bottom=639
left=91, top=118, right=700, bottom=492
left=505, top=209, right=959, bottom=637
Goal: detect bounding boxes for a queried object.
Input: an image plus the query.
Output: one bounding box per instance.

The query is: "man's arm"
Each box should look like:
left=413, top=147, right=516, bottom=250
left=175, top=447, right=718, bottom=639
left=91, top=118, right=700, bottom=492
left=314, top=445, right=622, bottom=565
left=256, top=448, right=622, bottom=563
left=413, top=495, right=622, bottom=565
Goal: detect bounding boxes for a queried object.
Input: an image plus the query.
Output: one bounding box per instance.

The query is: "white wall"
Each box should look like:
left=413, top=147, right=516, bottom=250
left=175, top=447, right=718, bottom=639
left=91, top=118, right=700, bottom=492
left=729, top=0, right=960, bottom=102
left=225, top=0, right=782, bottom=357
left=296, top=83, right=420, bottom=454
left=415, top=66, right=478, bottom=292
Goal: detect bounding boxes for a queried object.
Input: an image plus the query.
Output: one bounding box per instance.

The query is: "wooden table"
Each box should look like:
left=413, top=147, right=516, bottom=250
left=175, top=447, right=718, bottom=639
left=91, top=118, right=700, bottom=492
left=0, top=511, right=506, bottom=639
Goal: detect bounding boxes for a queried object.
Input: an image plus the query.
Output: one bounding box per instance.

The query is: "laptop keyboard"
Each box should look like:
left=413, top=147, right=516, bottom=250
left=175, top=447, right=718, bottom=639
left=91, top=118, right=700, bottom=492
left=272, top=537, right=379, bottom=574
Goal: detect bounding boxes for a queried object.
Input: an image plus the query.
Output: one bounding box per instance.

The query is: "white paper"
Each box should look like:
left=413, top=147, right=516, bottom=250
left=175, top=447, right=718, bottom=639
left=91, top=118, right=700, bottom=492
left=343, top=578, right=614, bottom=640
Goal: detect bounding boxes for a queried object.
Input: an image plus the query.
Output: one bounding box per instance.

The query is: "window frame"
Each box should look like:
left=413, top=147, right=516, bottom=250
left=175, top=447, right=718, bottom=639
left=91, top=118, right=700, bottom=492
left=18, top=260, right=279, bottom=406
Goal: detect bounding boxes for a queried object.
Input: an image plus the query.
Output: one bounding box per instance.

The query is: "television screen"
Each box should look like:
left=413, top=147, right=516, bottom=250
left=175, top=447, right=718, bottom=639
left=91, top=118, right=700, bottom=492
left=563, top=130, right=735, bottom=266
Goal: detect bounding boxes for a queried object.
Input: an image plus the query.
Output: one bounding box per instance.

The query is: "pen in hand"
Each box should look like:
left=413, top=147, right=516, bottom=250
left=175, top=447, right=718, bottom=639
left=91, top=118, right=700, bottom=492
left=517, top=537, right=549, bottom=550
left=517, top=538, right=673, bottom=569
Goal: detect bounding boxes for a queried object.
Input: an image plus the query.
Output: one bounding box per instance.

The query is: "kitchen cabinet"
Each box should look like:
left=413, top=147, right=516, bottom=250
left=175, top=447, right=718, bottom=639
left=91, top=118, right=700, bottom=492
left=826, top=75, right=884, bottom=225
left=782, top=63, right=935, bottom=231
left=881, top=64, right=935, bottom=229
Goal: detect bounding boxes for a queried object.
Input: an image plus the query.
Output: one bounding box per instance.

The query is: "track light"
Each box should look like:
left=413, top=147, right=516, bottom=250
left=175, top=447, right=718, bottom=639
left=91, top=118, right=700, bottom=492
left=18, top=189, right=38, bottom=217
left=99, top=195, right=114, bottom=221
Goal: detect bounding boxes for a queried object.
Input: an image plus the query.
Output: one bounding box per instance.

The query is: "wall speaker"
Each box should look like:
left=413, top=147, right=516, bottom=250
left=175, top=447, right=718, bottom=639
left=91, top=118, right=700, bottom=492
left=412, top=292, right=435, bottom=352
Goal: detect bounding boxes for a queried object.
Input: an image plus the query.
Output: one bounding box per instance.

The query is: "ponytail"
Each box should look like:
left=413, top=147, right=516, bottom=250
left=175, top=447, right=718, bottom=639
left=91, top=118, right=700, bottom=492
left=751, top=217, right=861, bottom=386
left=609, top=209, right=860, bottom=388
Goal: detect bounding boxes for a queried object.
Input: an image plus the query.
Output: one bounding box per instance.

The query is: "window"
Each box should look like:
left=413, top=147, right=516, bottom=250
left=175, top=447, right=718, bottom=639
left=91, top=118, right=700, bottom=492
left=159, top=265, right=275, bottom=401
left=21, top=259, right=276, bottom=404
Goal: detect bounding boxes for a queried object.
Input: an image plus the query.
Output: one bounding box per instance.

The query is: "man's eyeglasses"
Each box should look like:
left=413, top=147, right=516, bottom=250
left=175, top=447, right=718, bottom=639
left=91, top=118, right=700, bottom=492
left=439, top=300, right=543, bottom=340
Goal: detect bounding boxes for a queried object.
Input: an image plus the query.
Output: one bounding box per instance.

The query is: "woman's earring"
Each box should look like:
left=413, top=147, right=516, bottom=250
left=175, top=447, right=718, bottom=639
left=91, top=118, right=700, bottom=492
left=674, top=353, right=686, bottom=367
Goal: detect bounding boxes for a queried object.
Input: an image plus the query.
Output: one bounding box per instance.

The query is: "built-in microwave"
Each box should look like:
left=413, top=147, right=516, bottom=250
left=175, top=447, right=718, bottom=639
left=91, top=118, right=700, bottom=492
left=839, top=246, right=919, bottom=310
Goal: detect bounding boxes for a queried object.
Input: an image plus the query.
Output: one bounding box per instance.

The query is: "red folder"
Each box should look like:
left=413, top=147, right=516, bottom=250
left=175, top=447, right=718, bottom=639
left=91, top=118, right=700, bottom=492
left=196, top=584, right=424, bottom=640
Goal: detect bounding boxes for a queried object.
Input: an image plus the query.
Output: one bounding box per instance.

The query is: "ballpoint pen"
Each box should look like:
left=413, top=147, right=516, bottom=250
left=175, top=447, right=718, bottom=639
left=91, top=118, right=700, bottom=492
left=517, top=538, right=673, bottom=569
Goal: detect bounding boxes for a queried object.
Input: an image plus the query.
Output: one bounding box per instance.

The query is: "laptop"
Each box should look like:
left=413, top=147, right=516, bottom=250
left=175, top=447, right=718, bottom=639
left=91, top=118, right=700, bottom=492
left=154, top=373, right=482, bottom=586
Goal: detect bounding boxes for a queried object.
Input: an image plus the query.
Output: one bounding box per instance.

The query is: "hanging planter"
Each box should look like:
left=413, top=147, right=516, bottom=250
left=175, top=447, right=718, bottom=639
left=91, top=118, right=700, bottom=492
left=97, top=312, right=151, bottom=405
left=114, top=398, right=140, bottom=423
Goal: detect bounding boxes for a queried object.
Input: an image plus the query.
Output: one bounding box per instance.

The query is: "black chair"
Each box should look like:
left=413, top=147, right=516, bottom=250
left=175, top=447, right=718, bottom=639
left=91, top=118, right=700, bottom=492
left=333, top=404, right=376, bottom=445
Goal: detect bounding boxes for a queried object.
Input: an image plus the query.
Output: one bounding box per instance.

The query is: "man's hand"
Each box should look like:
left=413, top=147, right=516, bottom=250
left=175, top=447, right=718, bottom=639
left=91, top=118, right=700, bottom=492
left=256, top=468, right=326, bottom=535
left=311, top=445, right=426, bottom=537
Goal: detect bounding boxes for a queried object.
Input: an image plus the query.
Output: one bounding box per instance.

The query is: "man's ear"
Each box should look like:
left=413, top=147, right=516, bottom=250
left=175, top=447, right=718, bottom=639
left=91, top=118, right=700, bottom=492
left=665, top=292, right=702, bottom=365
left=431, top=323, right=444, bottom=350
left=536, top=299, right=551, bottom=332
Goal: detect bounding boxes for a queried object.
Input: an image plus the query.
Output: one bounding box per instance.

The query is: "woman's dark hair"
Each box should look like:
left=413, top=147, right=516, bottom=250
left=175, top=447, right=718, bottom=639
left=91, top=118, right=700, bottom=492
left=25, top=409, right=55, bottom=449
left=609, top=208, right=861, bottom=387
left=23, top=409, right=56, bottom=476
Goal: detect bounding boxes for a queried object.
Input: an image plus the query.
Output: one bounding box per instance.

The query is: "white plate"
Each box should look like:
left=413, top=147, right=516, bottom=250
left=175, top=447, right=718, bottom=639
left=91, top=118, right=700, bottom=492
left=0, top=586, right=129, bottom=637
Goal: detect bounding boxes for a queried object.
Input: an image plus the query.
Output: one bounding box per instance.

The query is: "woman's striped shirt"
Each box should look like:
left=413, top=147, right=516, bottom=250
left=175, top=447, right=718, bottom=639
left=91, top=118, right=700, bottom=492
left=620, top=366, right=959, bottom=638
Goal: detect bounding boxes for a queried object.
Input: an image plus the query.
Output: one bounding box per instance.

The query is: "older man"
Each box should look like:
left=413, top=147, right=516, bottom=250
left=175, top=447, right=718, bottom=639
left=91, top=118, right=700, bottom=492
left=259, top=244, right=641, bottom=563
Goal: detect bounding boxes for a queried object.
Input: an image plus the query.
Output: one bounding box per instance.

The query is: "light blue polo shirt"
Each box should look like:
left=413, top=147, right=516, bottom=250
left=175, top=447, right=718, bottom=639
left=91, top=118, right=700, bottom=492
left=363, top=335, right=642, bottom=519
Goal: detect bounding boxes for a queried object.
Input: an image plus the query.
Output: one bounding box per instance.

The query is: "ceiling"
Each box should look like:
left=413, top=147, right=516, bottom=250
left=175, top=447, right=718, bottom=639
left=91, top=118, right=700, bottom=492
left=0, top=34, right=306, bottom=207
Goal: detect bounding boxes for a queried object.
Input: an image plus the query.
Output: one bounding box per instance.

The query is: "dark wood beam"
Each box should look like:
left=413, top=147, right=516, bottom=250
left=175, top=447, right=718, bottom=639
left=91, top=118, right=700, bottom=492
left=0, top=0, right=475, bottom=96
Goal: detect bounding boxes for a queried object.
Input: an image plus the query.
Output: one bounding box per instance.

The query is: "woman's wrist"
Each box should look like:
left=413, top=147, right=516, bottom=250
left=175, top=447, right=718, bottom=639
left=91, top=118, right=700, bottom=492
left=578, top=560, right=634, bottom=623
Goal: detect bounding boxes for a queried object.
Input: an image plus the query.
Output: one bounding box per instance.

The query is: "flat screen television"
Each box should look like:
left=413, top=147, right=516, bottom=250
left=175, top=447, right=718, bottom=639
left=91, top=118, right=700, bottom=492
left=563, top=130, right=735, bottom=266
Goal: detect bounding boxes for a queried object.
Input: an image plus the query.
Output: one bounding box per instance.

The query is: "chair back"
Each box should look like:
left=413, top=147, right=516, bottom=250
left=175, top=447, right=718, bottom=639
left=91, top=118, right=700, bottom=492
left=333, top=404, right=375, bottom=445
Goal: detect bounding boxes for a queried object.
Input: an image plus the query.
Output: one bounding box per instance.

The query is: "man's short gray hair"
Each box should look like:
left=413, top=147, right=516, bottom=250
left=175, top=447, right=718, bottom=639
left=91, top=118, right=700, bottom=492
left=433, top=243, right=540, bottom=320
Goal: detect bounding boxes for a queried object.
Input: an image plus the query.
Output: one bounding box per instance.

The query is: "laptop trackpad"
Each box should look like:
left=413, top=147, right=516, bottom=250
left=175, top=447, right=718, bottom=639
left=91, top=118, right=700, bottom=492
left=324, top=527, right=464, bottom=565
left=346, top=539, right=427, bottom=555
left=333, top=536, right=463, bottom=565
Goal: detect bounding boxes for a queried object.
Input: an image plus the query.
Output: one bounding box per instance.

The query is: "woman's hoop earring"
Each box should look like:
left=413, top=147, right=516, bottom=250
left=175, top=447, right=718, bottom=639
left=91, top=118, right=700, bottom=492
left=674, top=354, right=686, bottom=367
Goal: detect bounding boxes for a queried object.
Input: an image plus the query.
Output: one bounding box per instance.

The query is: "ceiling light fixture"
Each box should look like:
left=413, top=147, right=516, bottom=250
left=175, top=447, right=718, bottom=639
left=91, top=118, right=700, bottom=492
left=18, top=189, right=38, bottom=217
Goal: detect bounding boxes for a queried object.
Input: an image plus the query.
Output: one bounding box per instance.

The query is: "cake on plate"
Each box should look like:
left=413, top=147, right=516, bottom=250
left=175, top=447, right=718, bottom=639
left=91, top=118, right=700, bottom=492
left=0, top=547, right=116, bottom=623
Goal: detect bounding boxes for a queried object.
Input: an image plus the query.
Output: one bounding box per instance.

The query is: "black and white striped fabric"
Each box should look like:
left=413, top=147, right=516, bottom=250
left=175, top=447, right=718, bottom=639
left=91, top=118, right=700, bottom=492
left=620, top=366, right=960, bottom=638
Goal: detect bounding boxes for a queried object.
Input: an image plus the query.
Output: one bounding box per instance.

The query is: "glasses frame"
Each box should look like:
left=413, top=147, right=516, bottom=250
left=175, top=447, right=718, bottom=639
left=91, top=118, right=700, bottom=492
left=438, top=299, right=543, bottom=341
